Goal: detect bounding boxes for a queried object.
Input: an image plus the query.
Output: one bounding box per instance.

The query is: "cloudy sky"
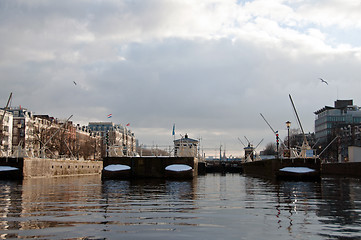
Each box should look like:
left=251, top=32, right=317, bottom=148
left=1, top=0, right=361, bottom=157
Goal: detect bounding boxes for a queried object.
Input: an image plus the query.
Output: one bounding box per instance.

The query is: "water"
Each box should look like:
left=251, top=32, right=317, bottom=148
left=1, top=174, right=361, bottom=239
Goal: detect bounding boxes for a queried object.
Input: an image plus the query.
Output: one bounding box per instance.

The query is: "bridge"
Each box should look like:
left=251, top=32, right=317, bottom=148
left=0, top=156, right=198, bottom=180
left=204, top=160, right=243, bottom=173
left=102, top=156, right=198, bottom=179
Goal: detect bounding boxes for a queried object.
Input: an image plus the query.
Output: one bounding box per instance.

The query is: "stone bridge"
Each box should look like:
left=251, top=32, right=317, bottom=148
left=0, top=157, right=24, bottom=179
left=102, top=156, right=198, bottom=179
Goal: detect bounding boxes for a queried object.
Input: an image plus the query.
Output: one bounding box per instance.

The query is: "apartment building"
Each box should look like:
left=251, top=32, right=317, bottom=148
left=88, top=122, right=136, bottom=156
left=0, top=109, right=13, bottom=156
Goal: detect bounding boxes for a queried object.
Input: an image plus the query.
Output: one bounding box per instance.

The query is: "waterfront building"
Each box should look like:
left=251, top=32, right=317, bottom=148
left=31, top=116, right=102, bottom=160
left=0, top=109, right=13, bottom=156
left=7, top=107, right=36, bottom=157
left=314, top=100, right=361, bottom=144
left=88, top=122, right=136, bottom=157
left=7, top=109, right=101, bottom=160
left=32, top=115, right=55, bottom=158
left=31, top=115, right=76, bottom=159
left=75, top=124, right=102, bottom=160
left=336, top=125, right=361, bottom=161
left=173, top=134, right=199, bottom=157
left=314, top=99, right=361, bottom=161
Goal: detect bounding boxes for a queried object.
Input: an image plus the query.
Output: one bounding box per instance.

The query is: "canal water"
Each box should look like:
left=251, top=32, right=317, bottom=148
left=1, top=174, right=361, bottom=240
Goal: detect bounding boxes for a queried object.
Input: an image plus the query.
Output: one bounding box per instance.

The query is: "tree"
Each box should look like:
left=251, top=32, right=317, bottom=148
left=262, top=142, right=277, bottom=155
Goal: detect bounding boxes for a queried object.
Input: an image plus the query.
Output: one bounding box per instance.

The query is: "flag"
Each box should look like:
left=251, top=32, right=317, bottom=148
left=126, top=123, right=130, bottom=126
left=107, top=114, right=112, bottom=118
left=172, top=124, right=175, bottom=136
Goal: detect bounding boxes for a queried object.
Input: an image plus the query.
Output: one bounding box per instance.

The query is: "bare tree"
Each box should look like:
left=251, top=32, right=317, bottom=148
left=262, top=142, right=277, bottom=155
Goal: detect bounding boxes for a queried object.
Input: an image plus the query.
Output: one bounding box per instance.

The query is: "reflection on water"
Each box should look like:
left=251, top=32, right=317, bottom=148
left=1, top=174, right=361, bottom=239
left=318, top=178, right=361, bottom=239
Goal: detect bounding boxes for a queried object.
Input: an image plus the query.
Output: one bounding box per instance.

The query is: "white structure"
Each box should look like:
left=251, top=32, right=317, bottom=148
left=173, top=134, right=199, bottom=157
left=0, top=109, right=13, bottom=157
left=348, top=146, right=361, bottom=162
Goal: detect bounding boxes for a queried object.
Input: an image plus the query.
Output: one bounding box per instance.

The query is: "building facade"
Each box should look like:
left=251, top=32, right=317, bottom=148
left=8, top=107, right=36, bottom=157
left=0, top=109, right=13, bottom=156
left=88, top=122, right=136, bottom=157
left=1, top=105, right=137, bottom=159
left=75, top=125, right=102, bottom=160
left=315, top=99, right=361, bottom=161
left=314, top=100, right=361, bottom=144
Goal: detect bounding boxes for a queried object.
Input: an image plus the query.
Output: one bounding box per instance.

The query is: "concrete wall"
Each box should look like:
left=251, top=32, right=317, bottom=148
left=0, top=157, right=102, bottom=179
left=322, top=162, right=361, bottom=177
left=242, top=159, right=275, bottom=179
left=23, top=158, right=102, bottom=178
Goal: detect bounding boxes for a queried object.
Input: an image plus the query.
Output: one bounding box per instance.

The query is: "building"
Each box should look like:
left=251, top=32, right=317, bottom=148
left=7, top=107, right=36, bottom=157
left=0, top=109, right=13, bottom=156
left=31, top=115, right=55, bottom=158
left=173, top=134, right=199, bottom=157
left=88, top=122, right=136, bottom=157
left=31, top=116, right=102, bottom=160
left=315, top=99, right=361, bottom=161
left=6, top=109, right=102, bottom=160
left=314, top=100, right=361, bottom=144
left=75, top=124, right=102, bottom=160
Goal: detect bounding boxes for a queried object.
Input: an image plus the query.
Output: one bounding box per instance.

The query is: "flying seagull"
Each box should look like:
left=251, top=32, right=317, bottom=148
left=73, top=81, right=77, bottom=85
left=319, top=78, right=328, bottom=85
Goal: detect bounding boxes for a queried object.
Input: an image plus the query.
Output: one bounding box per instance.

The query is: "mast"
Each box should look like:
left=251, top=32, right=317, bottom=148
left=289, top=94, right=308, bottom=146
left=289, top=94, right=312, bottom=158
left=260, top=113, right=277, bottom=134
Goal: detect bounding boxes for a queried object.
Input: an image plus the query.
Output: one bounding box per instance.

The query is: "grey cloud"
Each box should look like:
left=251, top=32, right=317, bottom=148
left=2, top=1, right=361, bottom=156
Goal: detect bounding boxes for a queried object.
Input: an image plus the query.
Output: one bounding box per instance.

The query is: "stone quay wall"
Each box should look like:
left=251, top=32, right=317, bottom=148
left=0, top=157, right=103, bottom=179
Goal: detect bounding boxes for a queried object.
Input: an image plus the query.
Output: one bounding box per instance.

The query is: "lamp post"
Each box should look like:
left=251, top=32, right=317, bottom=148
left=286, top=121, right=291, bottom=158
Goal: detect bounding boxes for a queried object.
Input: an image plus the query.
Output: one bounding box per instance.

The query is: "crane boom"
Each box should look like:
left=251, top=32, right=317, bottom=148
left=289, top=94, right=308, bottom=145
left=0, top=92, right=12, bottom=124
left=260, top=113, right=277, bottom=135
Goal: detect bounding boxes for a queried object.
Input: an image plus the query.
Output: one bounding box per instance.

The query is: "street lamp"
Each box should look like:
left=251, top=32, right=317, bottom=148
left=286, top=121, right=291, bottom=158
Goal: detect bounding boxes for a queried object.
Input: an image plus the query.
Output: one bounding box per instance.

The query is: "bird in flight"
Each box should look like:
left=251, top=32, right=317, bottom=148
left=73, top=81, right=77, bottom=85
left=319, top=78, right=328, bottom=85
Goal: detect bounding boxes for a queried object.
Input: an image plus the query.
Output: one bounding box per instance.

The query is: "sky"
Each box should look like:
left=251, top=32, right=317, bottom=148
left=1, top=0, right=361, bottom=157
